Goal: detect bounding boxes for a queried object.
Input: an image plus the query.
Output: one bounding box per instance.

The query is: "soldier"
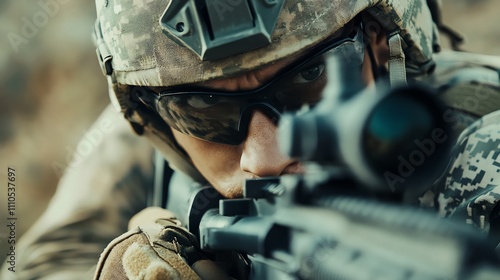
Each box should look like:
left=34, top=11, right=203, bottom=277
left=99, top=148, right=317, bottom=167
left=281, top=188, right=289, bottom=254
left=4, top=0, right=500, bottom=279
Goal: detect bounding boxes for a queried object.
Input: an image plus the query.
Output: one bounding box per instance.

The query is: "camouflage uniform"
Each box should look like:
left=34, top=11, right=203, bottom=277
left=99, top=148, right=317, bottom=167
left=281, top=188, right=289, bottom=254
left=3, top=0, right=500, bottom=279
left=419, top=51, right=500, bottom=239
left=436, top=110, right=500, bottom=232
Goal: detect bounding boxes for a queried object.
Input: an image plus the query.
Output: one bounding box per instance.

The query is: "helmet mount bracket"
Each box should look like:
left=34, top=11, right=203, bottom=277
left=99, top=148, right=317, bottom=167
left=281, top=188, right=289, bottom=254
left=160, top=0, right=286, bottom=61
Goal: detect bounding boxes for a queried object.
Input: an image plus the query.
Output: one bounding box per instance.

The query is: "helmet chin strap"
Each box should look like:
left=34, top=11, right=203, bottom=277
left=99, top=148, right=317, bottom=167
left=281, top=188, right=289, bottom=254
left=387, top=32, right=408, bottom=87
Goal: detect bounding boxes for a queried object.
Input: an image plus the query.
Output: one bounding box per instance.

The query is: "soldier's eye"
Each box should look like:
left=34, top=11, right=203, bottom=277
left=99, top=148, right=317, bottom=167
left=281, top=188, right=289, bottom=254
left=187, top=95, right=220, bottom=109
left=294, top=64, right=325, bottom=83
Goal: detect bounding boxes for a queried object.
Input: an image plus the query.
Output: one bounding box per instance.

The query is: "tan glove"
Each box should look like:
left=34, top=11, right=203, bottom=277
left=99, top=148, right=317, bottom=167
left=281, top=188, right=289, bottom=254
left=94, top=207, right=230, bottom=280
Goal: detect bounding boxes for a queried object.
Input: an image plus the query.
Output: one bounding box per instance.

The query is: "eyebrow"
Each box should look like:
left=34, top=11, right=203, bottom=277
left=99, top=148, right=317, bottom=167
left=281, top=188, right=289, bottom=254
left=196, top=56, right=300, bottom=91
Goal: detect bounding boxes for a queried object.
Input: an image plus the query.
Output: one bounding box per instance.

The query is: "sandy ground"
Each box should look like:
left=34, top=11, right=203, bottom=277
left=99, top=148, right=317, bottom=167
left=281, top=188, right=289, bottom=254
left=0, top=0, right=499, bottom=270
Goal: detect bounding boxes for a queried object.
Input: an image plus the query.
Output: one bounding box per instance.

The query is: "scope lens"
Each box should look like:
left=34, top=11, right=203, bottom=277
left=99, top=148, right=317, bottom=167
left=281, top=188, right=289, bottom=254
left=363, top=94, right=435, bottom=175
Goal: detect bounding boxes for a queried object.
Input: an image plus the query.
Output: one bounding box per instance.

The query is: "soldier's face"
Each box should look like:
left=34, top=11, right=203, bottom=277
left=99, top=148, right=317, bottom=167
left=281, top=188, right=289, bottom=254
left=171, top=45, right=383, bottom=198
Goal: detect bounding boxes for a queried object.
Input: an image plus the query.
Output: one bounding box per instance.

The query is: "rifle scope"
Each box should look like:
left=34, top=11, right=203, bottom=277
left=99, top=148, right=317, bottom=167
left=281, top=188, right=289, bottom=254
left=279, top=54, right=453, bottom=195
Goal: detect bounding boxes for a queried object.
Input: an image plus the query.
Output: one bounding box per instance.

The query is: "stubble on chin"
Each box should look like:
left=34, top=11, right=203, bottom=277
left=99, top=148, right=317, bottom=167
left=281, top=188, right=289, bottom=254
left=211, top=174, right=245, bottom=198
left=222, top=185, right=244, bottom=198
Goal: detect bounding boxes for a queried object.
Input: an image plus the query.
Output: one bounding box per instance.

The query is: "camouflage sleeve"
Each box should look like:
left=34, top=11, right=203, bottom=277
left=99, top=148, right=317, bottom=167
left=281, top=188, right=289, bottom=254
left=0, top=105, right=154, bottom=279
left=435, top=110, right=500, bottom=239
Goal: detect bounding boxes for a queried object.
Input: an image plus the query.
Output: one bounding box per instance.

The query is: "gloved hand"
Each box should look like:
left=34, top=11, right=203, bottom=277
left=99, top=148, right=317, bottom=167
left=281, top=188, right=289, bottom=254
left=93, top=207, right=230, bottom=280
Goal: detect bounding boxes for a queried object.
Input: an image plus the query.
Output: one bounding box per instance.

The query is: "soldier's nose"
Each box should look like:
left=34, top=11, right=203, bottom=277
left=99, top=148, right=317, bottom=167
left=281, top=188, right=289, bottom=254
left=240, top=110, right=298, bottom=177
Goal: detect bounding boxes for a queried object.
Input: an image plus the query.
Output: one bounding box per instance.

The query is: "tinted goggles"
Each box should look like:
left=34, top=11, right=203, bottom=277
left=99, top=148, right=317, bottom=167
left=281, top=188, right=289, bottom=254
left=135, top=28, right=364, bottom=145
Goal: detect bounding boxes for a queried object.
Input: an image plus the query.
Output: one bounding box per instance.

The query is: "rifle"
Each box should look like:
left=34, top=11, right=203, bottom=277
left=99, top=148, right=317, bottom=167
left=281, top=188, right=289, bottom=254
left=185, top=54, right=500, bottom=279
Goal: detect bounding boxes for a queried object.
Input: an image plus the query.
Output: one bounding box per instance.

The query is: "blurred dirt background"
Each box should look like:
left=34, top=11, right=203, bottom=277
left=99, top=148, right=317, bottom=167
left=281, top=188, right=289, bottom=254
left=0, top=0, right=108, bottom=266
left=0, top=0, right=499, bottom=268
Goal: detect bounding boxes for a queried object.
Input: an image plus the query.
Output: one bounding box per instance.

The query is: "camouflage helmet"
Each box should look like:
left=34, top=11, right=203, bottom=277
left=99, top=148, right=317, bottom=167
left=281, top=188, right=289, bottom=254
left=93, top=0, right=438, bottom=182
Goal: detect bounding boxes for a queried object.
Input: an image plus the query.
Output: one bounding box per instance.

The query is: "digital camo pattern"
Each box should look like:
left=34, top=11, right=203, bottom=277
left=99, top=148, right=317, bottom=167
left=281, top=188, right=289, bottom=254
left=413, top=51, right=500, bottom=234
left=95, top=0, right=435, bottom=87
left=435, top=110, right=500, bottom=233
